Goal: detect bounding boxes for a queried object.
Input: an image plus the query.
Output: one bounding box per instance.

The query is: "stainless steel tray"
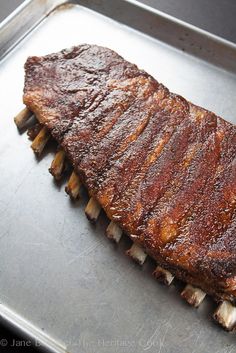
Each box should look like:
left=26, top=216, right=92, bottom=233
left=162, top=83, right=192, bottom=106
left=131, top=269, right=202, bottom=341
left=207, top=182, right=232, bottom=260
left=0, top=1, right=236, bottom=352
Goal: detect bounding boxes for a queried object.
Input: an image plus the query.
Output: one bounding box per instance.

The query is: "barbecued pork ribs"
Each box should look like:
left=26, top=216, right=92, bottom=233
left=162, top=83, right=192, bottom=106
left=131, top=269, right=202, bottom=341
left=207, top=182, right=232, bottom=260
left=23, top=44, right=236, bottom=304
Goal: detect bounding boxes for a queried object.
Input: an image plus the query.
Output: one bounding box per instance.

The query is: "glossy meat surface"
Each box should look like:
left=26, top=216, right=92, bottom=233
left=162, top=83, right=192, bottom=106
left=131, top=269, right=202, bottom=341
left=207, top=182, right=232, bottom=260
left=23, top=44, right=236, bottom=302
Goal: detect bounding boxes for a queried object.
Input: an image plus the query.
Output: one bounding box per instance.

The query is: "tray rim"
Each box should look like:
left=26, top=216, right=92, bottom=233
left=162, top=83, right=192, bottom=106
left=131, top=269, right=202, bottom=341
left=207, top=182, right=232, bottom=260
left=1, top=0, right=236, bottom=70
left=0, top=0, right=236, bottom=352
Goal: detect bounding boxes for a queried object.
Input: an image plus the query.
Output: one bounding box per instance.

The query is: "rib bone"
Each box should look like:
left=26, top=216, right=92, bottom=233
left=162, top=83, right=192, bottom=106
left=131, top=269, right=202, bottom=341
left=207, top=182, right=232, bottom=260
left=31, top=126, right=50, bottom=155
left=27, top=123, right=42, bottom=140
left=14, top=107, right=33, bottom=129
left=65, top=171, right=81, bottom=199
left=85, top=197, right=101, bottom=223
left=49, top=149, right=66, bottom=180
left=126, top=244, right=147, bottom=265
left=153, top=266, right=174, bottom=285
left=106, top=221, right=123, bottom=243
left=181, top=284, right=206, bottom=307
left=213, top=301, right=236, bottom=331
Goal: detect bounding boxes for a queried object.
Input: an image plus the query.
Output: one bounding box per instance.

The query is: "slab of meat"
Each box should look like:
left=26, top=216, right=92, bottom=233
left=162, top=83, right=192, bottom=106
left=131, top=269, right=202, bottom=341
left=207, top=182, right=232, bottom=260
left=23, top=44, right=236, bottom=303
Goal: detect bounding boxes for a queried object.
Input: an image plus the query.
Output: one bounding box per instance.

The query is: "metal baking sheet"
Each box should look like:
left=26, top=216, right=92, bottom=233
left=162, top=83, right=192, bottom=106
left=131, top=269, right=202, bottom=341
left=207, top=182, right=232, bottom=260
left=0, top=1, right=236, bottom=352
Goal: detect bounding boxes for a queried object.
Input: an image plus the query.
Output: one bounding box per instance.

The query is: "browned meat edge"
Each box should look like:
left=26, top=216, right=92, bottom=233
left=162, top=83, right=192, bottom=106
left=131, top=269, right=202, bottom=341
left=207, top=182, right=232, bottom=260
left=23, top=44, right=236, bottom=304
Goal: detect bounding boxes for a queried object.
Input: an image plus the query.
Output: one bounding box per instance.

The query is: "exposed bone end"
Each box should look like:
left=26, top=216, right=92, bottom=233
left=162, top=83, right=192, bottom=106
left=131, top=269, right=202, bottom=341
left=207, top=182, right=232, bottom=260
left=181, top=284, right=206, bottom=308
left=49, top=149, right=66, bottom=180
left=14, top=107, right=33, bottom=129
left=85, top=197, right=101, bottom=223
left=65, top=171, right=81, bottom=199
left=126, top=244, right=147, bottom=265
left=27, top=123, right=42, bottom=140
left=213, top=301, right=236, bottom=331
left=153, top=266, right=174, bottom=286
left=31, top=126, right=50, bottom=156
left=106, top=221, right=123, bottom=243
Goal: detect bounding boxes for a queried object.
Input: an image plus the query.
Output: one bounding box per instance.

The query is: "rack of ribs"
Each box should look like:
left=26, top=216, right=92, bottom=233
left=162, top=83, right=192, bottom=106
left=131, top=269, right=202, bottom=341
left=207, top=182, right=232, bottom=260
left=14, top=44, right=236, bottom=330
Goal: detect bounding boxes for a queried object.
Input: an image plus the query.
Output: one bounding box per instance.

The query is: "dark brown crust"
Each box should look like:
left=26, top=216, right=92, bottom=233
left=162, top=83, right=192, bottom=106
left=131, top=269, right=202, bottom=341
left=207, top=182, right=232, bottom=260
left=23, top=44, right=236, bottom=303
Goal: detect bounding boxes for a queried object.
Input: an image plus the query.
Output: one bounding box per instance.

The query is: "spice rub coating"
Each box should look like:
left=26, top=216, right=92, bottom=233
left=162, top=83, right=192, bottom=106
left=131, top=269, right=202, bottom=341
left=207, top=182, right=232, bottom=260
left=23, top=44, right=236, bottom=302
